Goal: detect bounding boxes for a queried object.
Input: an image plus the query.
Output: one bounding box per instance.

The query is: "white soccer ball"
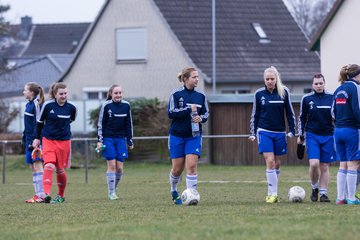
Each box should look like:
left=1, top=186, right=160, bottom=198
left=181, top=188, right=200, bottom=206
left=288, top=186, right=306, bottom=203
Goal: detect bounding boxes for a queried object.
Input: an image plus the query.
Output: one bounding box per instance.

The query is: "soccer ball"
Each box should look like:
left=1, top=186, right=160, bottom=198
left=181, top=188, right=200, bottom=206
left=288, top=186, right=306, bottom=203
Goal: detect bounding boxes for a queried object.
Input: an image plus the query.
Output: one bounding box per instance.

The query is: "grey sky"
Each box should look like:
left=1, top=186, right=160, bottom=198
left=2, top=0, right=105, bottom=24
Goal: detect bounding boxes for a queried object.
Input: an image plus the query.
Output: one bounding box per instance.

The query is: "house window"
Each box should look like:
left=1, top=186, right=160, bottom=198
left=83, top=87, right=108, bottom=100
left=252, top=23, right=271, bottom=44
left=221, top=89, right=250, bottom=94
left=304, top=88, right=312, bottom=93
left=115, top=28, right=147, bottom=62
left=87, top=92, right=100, bottom=100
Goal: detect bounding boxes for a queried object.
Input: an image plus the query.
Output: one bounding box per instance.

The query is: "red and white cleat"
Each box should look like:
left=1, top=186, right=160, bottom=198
left=25, top=195, right=44, bottom=203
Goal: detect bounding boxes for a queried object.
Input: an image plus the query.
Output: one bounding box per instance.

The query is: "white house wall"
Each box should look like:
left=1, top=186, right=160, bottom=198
left=321, top=0, right=360, bottom=93
left=63, top=0, right=203, bottom=101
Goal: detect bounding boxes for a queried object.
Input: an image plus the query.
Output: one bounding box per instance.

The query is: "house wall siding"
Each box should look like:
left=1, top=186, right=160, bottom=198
left=63, top=0, right=204, bottom=101
left=321, top=0, right=360, bottom=93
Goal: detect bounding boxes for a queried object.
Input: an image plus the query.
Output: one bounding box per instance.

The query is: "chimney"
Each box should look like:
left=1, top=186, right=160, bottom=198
left=17, top=16, right=32, bottom=40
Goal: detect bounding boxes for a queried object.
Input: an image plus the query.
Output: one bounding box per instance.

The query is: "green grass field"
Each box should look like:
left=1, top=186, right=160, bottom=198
left=0, top=157, right=358, bottom=240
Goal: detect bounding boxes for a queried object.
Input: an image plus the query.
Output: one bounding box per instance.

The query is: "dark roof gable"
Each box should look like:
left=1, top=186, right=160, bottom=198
left=23, top=22, right=91, bottom=56
left=153, top=0, right=320, bottom=83
left=59, top=0, right=319, bottom=84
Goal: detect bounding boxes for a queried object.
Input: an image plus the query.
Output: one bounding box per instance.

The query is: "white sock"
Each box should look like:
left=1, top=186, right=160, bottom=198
left=311, top=182, right=319, bottom=189
left=268, top=169, right=280, bottom=195
left=32, top=173, right=38, bottom=195
left=169, top=173, right=180, bottom=192
left=319, top=189, right=327, bottom=196
left=266, top=169, right=278, bottom=196
left=106, top=172, right=116, bottom=195
left=337, top=169, right=347, bottom=200
left=186, top=174, right=198, bottom=189
left=34, top=172, right=45, bottom=198
left=115, top=173, right=123, bottom=189
left=347, top=170, right=357, bottom=201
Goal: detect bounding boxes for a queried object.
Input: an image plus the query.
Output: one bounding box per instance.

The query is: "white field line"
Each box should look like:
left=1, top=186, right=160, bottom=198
left=152, top=179, right=320, bottom=184
left=15, top=179, right=336, bottom=185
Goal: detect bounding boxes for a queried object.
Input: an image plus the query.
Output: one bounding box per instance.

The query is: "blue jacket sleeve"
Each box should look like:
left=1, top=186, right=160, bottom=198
left=126, top=106, right=134, bottom=146
left=70, top=104, right=77, bottom=122
left=200, top=95, right=209, bottom=123
left=167, top=93, right=191, bottom=119
left=250, top=93, right=260, bottom=136
left=284, top=90, right=296, bottom=135
left=350, top=84, right=360, bottom=123
left=97, top=103, right=106, bottom=143
left=298, top=96, right=308, bottom=137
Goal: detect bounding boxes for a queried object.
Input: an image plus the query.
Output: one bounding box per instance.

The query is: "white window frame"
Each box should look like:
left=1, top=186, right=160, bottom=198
left=115, top=28, right=147, bottom=62
left=83, top=87, right=109, bottom=100
left=221, top=88, right=250, bottom=94
left=252, top=23, right=271, bottom=44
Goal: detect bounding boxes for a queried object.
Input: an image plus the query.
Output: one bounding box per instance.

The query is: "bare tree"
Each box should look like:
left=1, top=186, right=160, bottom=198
left=0, top=4, right=19, bottom=133
left=0, top=4, right=10, bottom=73
left=285, top=0, right=336, bottom=39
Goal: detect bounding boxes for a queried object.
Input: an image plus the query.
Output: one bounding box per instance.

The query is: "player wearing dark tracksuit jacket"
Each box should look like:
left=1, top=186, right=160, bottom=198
left=249, top=66, right=295, bottom=203
left=33, top=83, right=77, bottom=204
left=97, top=84, right=133, bottom=201
left=168, top=67, right=209, bottom=205
left=332, top=64, right=360, bottom=205
left=23, top=82, right=46, bottom=203
left=298, top=74, right=334, bottom=202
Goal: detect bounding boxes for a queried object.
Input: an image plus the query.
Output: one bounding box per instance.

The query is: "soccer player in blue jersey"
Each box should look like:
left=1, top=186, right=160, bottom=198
left=332, top=64, right=360, bottom=205
left=298, top=74, right=335, bottom=202
left=97, top=85, right=134, bottom=200
left=167, top=67, right=209, bottom=205
left=32, top=83, right=77, bottom=204
left=249, top=66, right=296, bottom=203
left=23, top=82, right=46, bottom=203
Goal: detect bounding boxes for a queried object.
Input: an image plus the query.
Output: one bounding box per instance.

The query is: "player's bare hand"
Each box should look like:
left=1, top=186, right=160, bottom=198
left=32, top=139, right=40, bottom=148
left=248, top=136, right=256, bottom=142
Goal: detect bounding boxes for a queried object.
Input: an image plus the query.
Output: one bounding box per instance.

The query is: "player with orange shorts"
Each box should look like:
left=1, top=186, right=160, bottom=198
left=33, top=83, right=77, bottom=204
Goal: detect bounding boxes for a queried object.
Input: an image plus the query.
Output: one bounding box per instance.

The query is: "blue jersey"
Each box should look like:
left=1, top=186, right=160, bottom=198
left=168, top=86, right=209, bottom=138
left=298, top=91, right=334, bottom=136
left=97, top=100, right=133, bottom=146
left=250, top=87, right=295, bottom=135
left=38, top=100, right=77, bottom=140
left=332, top=80, right=360, bottom=129
left=23, top=97, right=42, bottom=146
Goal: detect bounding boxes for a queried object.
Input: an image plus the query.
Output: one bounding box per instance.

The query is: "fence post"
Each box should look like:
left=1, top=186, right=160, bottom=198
left=84, top=138, right=89, bottom=184
left=2, top=141, right=7, bottom=184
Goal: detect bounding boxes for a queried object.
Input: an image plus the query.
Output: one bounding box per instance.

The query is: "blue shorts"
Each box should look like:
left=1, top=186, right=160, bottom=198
left=102, top=137, right=128, bottom=162
left=168, top=134, right=202, bottom=159
left=305, top=132, right=335, bottom=163
left=25, top=147, right=43, bottom=165
left=334, top=128, right=360, bottom=162
left=257, top=130, right=287, bottom=155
